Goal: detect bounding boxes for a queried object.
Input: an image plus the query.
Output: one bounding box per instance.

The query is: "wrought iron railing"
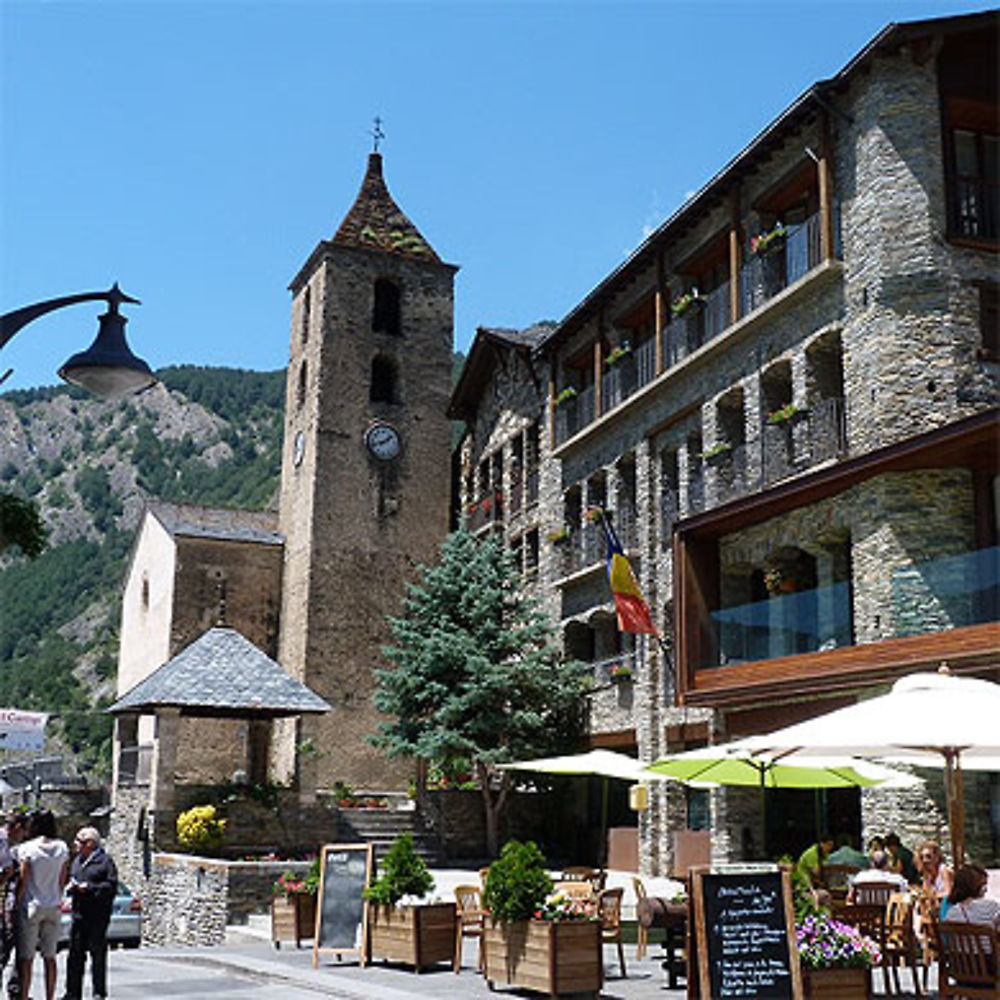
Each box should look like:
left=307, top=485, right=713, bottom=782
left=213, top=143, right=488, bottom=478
left=702, top=281, right=730, bottom=344
left=635, top=337, right=657, bottom=389
left=465, top=490, right=503, bottom=532
left=809, top=396, right=847, bottom=463
left=558, top=522, right=604, bottom=575
left=954, top=178, right=999, bottom=240
left=741, top=210, right=825, bottom=315
left=592, top=651, right=639, bottom=685
left=601, top=356, right=637, bottom=413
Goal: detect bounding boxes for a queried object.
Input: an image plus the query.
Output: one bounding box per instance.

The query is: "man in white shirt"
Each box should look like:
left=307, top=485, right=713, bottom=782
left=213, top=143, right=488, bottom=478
left=847, top=849, right=908, bottom=900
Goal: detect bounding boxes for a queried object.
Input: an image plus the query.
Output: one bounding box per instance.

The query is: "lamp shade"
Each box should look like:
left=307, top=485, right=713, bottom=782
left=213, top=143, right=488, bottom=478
left=58, top=307, right=155, bottom=399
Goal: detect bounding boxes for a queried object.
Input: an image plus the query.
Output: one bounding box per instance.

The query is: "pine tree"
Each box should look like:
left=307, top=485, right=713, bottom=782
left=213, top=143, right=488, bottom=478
left=373, top=527, right=586, bottom=857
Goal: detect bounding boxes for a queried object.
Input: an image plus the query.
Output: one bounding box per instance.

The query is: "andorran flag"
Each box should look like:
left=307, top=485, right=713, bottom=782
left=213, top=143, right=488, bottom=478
left=600, top=516, right=658, bottom=635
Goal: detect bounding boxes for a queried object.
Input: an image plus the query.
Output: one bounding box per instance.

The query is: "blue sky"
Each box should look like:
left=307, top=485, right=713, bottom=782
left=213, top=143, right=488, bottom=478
left=0, top=0, right=989, bottom=392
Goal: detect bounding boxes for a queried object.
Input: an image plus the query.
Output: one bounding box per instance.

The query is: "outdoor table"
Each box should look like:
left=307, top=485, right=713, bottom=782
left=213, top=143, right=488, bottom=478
left=636, top=897, right=687, bottom=990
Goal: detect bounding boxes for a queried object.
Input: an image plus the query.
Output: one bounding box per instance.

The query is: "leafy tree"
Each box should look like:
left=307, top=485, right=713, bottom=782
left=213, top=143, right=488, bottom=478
left=372, top=528, right=587, bottom=857
left=0, top=490, right=48, bottom=558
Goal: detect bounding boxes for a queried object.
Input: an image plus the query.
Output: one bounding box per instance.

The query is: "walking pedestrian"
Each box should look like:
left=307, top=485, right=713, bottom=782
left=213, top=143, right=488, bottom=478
left=61, top=828, right=117, bottom=1000
left=16, top=810, right=68, bottom=1000
left=0, top=813, right=28, bottom=1000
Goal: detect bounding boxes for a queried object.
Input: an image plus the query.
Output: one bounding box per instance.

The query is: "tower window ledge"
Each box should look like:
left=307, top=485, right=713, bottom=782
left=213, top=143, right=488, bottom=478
left=552, top=258, right=844, bottom=459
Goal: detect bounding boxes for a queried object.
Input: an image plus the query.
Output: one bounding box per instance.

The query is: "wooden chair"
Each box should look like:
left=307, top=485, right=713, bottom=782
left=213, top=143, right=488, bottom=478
left=632, top=876, right=649, bottom=960
left=558, top=880, right=595, bottom=902
left=884, top=892, right=923, bottom=996
left=453, top=884, right=486, bottom=974
left=597, top=887, right=626, bottom=978
left=937, top=921, right=1000, bottom=998
left=478, top=865, right=491, bottom=887
left=831, top=901, right=891, bottom=994
left=851, top=879, right=902, bottom=908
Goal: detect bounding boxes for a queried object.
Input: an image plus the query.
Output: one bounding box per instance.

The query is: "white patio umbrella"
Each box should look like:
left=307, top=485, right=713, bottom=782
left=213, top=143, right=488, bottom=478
left=742, top=669, right=1000, bottom=865
left=501, top=749, right=682, bottom=867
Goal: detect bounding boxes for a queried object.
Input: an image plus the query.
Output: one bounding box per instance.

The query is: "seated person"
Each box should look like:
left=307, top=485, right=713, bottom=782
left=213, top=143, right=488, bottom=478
left=826, top=834, right=867, bottom=869
left=943, top=864, right=1000, bottom=931
left=884, top=832, right=917, bottom=883
left=916, top=839, right=954, bottom=903
left=796, top=834, right=834, bottom=888
left=847, top=849, right=908, bottom=900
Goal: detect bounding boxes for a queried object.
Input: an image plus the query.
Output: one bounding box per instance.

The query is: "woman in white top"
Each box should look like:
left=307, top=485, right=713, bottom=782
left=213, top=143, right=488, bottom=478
left=16, top=810, right=68, bottom=1000
left=944, top=863, right=1000, bottom=931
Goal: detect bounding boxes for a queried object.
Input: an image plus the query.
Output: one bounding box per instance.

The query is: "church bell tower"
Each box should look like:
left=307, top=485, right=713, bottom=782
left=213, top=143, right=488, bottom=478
left=274, top=150, right=457, bottom=793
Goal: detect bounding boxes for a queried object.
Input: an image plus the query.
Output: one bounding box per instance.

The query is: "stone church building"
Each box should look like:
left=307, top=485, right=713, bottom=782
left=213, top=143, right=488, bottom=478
left=113, top=10, right=998, bottom=876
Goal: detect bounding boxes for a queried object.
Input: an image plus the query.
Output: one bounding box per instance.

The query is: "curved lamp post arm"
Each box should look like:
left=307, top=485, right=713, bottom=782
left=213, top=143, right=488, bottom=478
left=0, top=283, right=154, bottom=398
left=0, top=284, right=141, bottom=350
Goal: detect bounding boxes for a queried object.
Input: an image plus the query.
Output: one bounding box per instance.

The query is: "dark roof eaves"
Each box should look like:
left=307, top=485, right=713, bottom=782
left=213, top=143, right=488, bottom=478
left=536, top=12, right=991, bottom=355
left=289, top=239, right=460, bottom=293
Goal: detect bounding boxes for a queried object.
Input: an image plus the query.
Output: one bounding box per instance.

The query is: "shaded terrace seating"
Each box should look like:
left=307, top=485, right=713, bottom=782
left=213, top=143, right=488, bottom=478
left=885, top=892, right=924, bottom=996
left=938, top=921, right=1000, bottom=998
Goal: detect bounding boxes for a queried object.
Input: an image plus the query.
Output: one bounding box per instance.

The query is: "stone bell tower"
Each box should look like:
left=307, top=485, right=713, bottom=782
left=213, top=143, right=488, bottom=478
left=274, top=151, right=457, bottom=793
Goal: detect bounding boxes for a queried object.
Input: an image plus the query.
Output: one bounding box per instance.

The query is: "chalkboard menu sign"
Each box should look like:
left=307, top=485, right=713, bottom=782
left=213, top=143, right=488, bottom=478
left=312, top=843, right=374, bottom=968
left=691, top=866, right=802, bottom=1000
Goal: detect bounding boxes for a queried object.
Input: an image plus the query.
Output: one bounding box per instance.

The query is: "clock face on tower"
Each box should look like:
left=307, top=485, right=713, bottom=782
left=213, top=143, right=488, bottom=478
left=365, top=422, right=401, bottom=461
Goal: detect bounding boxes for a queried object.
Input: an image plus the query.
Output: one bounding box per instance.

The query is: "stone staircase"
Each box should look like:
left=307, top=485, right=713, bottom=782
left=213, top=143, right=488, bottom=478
left=336, top=804, right=444, bottom=867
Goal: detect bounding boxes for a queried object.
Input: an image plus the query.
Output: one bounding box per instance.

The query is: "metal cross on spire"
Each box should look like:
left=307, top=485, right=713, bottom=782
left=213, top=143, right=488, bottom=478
left=371, top=116, right=385, bottom=153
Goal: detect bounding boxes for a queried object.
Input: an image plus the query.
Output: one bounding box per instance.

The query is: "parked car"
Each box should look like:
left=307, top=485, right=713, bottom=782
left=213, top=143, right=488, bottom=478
left=58, top=882, right=142, bottom=949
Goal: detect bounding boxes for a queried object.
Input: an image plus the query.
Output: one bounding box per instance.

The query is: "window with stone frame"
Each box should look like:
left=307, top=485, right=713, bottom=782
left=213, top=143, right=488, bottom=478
left=524, top=528, right=539, bottom=578
left=301, top=285, right=311, bottom=345
left=372, top=278, right=401, bottom=335
left=978, top=282, right=999, bottom=361
left=297, top=360, right=307, bottom=409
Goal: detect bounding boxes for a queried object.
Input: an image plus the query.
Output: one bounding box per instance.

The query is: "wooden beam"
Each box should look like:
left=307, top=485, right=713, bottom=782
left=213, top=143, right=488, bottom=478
left=729, top=187, right=742, bottom=325
left=818, top=110, right=835, bottom=262
left=655, top=252, right=665, bottom=376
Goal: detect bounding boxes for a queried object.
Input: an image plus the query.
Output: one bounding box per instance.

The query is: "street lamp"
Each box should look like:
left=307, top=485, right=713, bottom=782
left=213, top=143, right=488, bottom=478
left=0, top=283, right=155, bottom=399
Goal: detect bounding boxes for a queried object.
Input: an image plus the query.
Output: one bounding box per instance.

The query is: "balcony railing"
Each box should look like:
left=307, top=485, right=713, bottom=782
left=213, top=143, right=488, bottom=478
left=592, top=651, right=639, bottom=685
left=526, top=467, right=539, bottom=506
left=118, top=744, right=153, bottom=785
left=700, top=545, right=999, bottom=669
left=892, top=545, right=1000, bottom=637
left=553, top=206, right=839, bottom=446
left=809, top=396, right=847, bottom=463
left=466, top=490, right=503, bottom=532
left=761, top=421, right=796, bottom=486
left=741, top=211, right=824, bottom=315
left=508, top=474, right=523, bottom=517
left=710, top=580, right=853, bottom=667
left=557, top=522, right=604, bottom=575
left=954, top=178, right=999, bottom=241
left=713, top=443, right=751, bottom=505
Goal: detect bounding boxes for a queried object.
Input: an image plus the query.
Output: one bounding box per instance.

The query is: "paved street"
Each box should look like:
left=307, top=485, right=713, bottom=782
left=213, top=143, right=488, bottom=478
left=25, top=935, right=934, bottom=1000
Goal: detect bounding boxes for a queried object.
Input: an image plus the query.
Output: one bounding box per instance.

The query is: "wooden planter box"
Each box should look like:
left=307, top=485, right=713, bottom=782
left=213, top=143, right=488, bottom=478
left=271, top=894, right=317, bottom=949
left=802, top=965, right=871, bottom=998
left=483, top=919, right=603, bottom=998
left=367, top=902, right=457, bottom=971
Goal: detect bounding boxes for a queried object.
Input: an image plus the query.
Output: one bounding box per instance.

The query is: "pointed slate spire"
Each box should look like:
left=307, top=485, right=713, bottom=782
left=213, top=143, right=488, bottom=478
left=332, top=153, right=440, bottom=262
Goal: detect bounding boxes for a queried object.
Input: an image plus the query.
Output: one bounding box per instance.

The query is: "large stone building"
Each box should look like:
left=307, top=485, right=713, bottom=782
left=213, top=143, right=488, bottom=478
left=451, top=10, right=999, bottom=870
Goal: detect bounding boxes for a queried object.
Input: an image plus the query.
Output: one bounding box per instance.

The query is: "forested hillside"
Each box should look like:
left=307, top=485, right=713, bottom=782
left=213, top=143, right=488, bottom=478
left=1, top=355, right=467, bottom=776
left=0, top=366, right=286, bottom=773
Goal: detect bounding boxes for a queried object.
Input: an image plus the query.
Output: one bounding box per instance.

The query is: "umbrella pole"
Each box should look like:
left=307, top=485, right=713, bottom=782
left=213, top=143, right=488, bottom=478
left=599, top=776, right=609, bottom=869
left=944, top=749, right=966, bottom=867
left=759, top=765, right=768, bottom=860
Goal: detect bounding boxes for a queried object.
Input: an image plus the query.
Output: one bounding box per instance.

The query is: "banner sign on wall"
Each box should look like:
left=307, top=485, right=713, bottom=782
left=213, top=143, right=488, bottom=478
left=0, top=710, right=47, bottom=751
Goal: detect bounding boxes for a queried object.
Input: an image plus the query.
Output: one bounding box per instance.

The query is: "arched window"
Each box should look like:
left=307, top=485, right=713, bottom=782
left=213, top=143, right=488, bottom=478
left=297, top=360, right=307, bottom=409
left=372, top=279, right=401, bottom=336
left=370, top=354, right=398, bottom=403
left=301, top=285, right=311, bottom=345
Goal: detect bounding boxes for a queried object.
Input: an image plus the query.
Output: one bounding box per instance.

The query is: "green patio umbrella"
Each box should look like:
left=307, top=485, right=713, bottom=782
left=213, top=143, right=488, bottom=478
left=645, top=741, right=916, bottom=858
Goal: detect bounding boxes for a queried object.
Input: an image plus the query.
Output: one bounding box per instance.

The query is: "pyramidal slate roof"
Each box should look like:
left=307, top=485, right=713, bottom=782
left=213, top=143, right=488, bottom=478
left=332, top=153, right=440, bottom=262
left=109, top=627, right=330, bottom=718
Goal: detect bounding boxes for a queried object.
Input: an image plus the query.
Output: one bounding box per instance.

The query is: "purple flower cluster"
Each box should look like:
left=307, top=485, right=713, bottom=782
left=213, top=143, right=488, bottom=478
left=796, top=915, right=881, bottom=969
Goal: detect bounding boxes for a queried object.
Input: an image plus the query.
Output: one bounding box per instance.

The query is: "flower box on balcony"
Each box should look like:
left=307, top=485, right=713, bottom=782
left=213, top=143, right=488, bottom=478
left=750, top=223, right=788, bottom=256
left=547, top=526, right=571, bottom=546
left=670, top=289, right=705, bottom=318
left=765, top=403, right=803, bottom=425
left=610, top=663, right=634, bottom=682
left=555, top=387, right=578, bottom=407
left=698, top=441, right=732, bottom=463
left=605, top=344, right=632, bottom=367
